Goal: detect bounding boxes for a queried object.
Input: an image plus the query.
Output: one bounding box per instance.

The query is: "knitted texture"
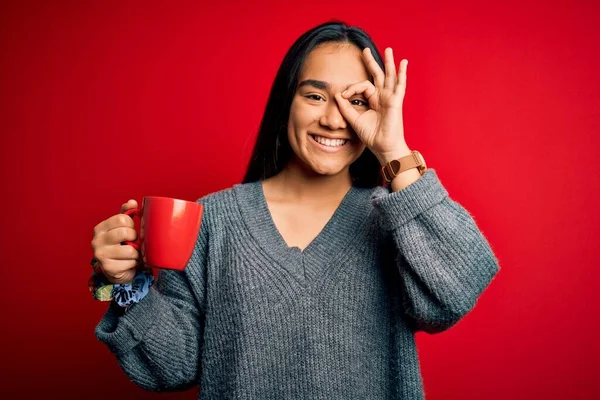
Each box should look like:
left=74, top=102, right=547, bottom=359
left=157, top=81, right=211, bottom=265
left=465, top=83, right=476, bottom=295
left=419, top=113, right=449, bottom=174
left=95, top=168, right=500, bottom=398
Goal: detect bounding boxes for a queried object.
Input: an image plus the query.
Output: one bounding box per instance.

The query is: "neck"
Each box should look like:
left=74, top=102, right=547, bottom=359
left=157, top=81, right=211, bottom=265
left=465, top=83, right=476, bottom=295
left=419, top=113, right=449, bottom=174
left=265, top=158, right=353, bottom=204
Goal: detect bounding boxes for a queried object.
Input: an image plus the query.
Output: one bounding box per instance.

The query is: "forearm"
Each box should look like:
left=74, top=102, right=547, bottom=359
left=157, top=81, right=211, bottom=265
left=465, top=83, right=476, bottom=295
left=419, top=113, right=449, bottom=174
left=372, top=169, right=500, bottom=333
left=394, top=198, right=499, bottom=332
left=95, top=272, right=202, bottom=391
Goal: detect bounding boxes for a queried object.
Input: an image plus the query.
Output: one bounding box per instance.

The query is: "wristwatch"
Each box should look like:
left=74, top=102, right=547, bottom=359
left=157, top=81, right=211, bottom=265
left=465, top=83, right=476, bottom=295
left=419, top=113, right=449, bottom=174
left=381, top=150, right=427, bottom=183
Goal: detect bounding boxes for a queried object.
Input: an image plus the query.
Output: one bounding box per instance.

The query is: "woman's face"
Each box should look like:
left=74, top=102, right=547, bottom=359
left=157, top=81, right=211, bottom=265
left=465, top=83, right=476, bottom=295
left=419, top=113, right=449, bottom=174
left=287, top=42, right=370, bottom=177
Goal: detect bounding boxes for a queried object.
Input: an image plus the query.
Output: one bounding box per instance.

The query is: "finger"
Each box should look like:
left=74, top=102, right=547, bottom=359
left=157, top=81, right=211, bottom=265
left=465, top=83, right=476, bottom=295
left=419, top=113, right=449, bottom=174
left=334, top=93, right=361, bottom=129
left=341, top=80, right=377, bottom=107
left=97, top=243, right=140, bottom=261
left=362, top=47, right=385, bottom=88
left=102, top=225, right=138, bottom=246
left=93, top=213, right=135, bottom=237
left=120, top=199, right=138, bottom=213
left=342, top=81, right=379, bottom=110
left=395, top=59, right=408, bottom=95
left=384, top=48, right=397, bottom=90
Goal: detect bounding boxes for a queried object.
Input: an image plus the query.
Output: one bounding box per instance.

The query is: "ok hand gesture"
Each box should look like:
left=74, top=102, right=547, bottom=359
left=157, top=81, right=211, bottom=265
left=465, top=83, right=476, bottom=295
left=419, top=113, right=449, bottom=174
left=335, top=47, right=411, bottom=164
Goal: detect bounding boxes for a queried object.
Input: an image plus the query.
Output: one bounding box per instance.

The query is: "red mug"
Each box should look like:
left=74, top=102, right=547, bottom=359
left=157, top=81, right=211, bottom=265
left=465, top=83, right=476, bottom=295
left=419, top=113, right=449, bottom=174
left=122, top=196, right=203, bottom=270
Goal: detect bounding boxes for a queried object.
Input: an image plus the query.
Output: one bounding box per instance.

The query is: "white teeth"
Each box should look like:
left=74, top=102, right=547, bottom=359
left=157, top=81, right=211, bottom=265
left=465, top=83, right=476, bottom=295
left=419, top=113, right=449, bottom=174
left=313, top=135, right=347, bottom=147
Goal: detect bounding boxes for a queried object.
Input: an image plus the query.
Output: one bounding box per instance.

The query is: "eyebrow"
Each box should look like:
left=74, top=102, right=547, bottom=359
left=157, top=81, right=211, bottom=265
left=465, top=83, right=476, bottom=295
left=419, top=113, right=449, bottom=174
left=297, top=79, right=330, bottom=91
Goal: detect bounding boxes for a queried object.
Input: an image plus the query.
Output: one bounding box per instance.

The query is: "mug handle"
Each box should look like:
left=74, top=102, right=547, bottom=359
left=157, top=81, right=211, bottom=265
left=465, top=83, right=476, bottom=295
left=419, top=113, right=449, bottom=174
left=122, top=208, right=141, bottom=251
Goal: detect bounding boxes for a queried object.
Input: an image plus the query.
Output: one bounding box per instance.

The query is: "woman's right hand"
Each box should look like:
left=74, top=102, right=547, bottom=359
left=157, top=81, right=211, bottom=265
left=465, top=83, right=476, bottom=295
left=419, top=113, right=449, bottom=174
left=91, top=199, right=140, bottom=284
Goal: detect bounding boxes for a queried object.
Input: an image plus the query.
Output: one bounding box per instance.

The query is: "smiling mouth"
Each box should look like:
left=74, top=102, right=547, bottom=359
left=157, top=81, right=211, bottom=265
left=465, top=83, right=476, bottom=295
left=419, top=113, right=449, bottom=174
left=310, top=134, right=349, bottom=148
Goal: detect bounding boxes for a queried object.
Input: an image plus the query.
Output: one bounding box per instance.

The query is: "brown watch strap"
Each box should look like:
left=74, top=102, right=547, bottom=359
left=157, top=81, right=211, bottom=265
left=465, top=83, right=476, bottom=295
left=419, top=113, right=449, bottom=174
left=381, top=150, right=426, bottom=183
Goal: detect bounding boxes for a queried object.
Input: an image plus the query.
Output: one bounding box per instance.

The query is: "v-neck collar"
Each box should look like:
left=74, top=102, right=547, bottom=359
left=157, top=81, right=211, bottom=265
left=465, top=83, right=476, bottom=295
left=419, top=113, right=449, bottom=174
left=233, top=180, right=375, bottom=283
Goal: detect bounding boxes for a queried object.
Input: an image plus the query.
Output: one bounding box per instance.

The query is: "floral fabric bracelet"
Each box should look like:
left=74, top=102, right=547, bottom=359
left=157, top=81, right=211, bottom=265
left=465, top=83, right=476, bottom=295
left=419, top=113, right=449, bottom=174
left=88, top=257, right=114, bottom=301
left=112, top=270, right=154, bottom=308
left=88, top=257, right=154, bottom=307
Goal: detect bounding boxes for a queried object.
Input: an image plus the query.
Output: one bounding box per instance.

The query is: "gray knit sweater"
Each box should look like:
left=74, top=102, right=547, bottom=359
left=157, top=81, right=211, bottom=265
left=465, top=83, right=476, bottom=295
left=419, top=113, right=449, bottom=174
left=95, top=169, right=500, bottom=399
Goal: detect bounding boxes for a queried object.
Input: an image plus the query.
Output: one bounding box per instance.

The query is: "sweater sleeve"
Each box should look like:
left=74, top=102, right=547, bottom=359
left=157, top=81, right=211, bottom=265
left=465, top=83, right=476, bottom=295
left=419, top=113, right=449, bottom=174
left=94, top=199, right=209, bottom=391
left=371, top=169, right=500, bottom=334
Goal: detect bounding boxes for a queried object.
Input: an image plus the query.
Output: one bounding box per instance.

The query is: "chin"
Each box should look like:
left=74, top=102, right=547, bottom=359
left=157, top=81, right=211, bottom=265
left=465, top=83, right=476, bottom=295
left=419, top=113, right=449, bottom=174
left=308, top=161, right=349, bottom=176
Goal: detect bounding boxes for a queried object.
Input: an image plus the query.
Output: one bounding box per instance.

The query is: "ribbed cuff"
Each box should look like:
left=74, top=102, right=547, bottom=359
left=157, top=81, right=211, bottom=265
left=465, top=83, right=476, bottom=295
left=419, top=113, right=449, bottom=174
left=370, top=169, right=449, bottom=231
left=95, top=286, right=162, bottom=356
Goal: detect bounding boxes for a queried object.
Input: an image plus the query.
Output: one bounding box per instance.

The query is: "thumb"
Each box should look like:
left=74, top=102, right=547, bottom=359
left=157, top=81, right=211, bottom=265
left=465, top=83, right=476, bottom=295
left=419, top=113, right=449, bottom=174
left=120, top=199, right=138, bottom=213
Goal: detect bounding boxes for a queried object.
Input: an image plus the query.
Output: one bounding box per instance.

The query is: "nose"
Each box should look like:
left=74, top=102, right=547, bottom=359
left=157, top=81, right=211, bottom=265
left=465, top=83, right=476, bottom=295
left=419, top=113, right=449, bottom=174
left=319, top=102, right=347, bottom=130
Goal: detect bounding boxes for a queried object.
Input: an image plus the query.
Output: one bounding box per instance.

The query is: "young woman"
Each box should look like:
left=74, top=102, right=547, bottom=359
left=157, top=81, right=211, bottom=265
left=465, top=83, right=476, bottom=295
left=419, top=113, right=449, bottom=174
left=90, top=21, right=500, bottom=399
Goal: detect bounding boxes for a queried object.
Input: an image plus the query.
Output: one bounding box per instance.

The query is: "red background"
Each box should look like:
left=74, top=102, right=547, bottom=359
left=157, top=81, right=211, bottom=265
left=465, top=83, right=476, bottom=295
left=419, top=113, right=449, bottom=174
left=1, top=0, right=598, bottom=398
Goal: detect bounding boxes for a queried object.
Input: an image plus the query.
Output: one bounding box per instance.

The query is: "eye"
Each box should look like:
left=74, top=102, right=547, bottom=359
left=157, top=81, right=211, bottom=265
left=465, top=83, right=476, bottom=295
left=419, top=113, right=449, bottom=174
left=351, top=99, right=368, bottom=107
left=305, top=94, right=325, bottom=101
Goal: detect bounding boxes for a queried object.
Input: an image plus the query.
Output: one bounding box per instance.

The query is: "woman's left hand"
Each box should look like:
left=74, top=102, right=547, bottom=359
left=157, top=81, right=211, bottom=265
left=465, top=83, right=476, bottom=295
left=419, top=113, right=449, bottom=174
left=335, top=47, right=411, bottom=165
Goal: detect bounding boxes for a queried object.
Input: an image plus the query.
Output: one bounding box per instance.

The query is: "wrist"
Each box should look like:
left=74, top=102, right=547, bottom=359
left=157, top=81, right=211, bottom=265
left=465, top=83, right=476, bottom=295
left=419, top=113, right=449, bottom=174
left=390, top=168, right=421, bottom=191
left=377, top=147, right=427, bottom=191
left=112, top=270, right=154, bottom=308
left=375, top=145, right=412, bottom=166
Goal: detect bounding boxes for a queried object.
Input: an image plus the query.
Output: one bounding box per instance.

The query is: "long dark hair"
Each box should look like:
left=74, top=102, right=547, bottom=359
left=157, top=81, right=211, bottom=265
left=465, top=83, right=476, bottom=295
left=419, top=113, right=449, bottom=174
left=242, top=21, right=385, bottom=188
